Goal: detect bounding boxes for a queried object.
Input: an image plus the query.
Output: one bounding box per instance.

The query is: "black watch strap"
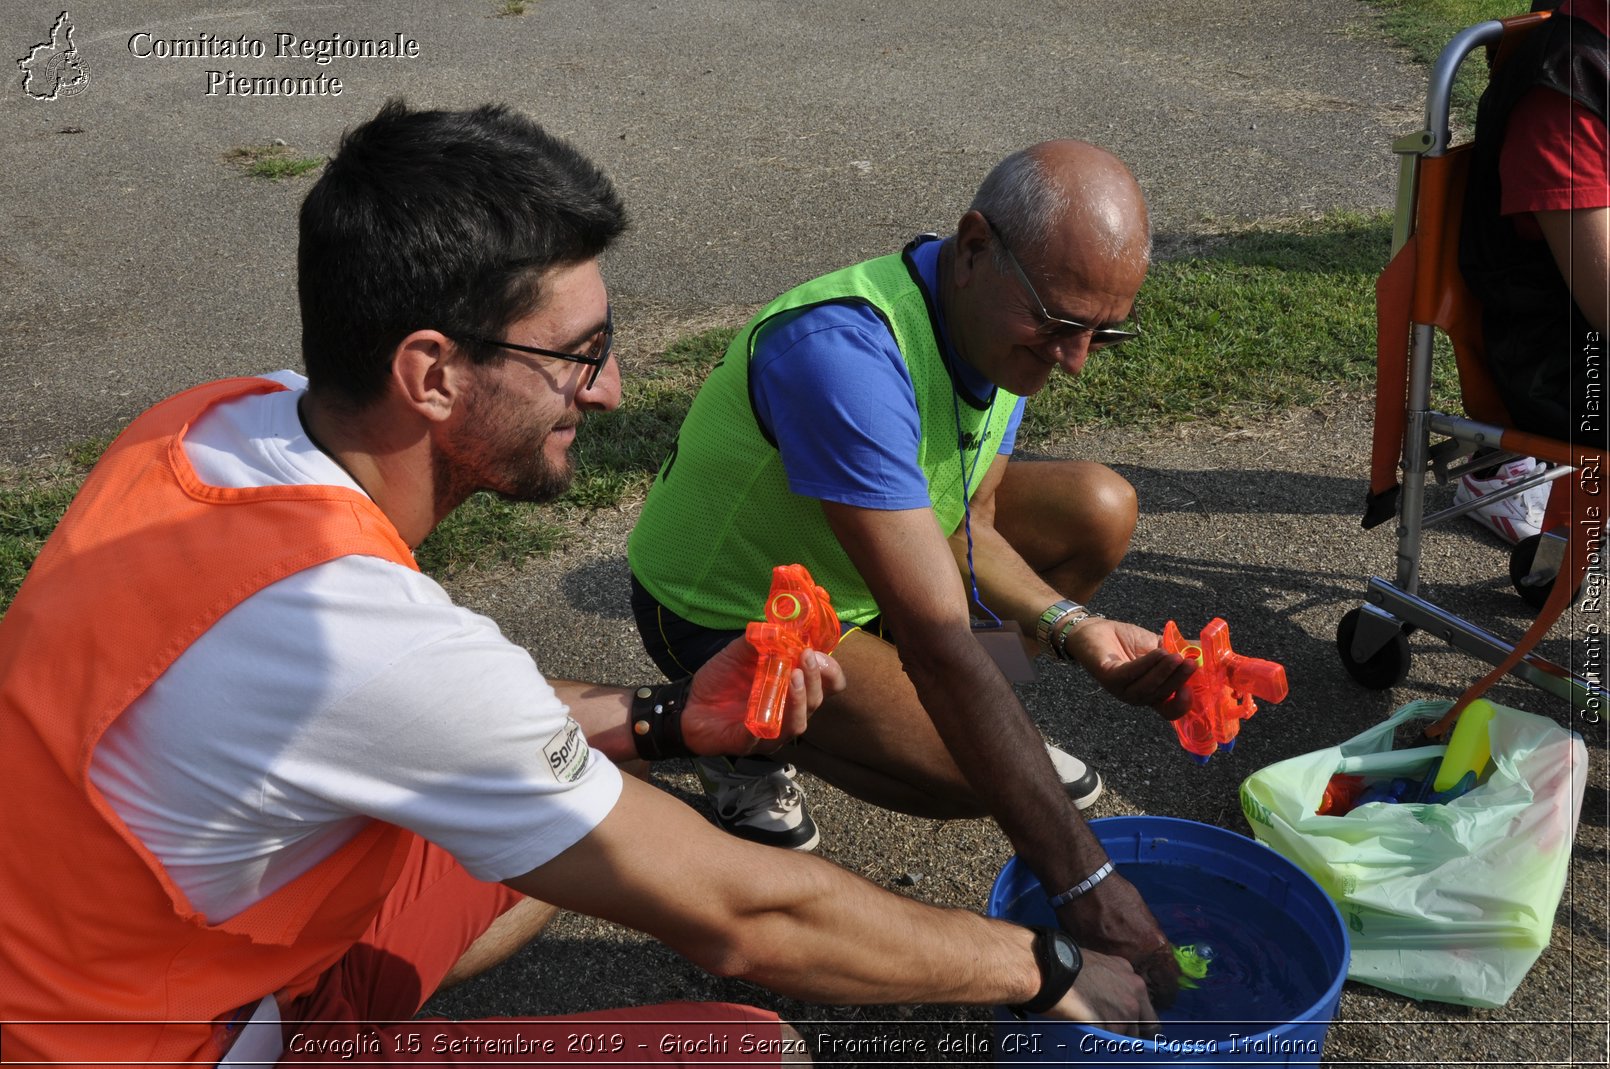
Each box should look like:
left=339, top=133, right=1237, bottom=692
left=629, top=678, right=695, bottom=761
left=1009, top=925, right=1084, bottom=1018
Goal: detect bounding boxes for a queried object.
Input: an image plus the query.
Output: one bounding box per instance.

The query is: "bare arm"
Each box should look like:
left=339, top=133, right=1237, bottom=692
left=505, top=775, right=1156, bottom=1030
left=1536, top=206, right=1609, bottom=335
left=825, top=500, right=1103, bottom=886
left=821, top=499, right=1176, bottom=1003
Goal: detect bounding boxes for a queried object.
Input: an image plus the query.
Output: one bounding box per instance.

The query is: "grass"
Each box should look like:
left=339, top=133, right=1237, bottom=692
left=1023, top=212, right=1449, bottom=442
left=560, top=327, right=733, bottom=509
left=494, top=0, right=531, bottom=15
left=0, top=481, right=81, bottom=603
left=226, top=144, right=324, bottom=180
left=414, top=493, right=561, bottom=577
left=0, top=439, right=109, bottom=612
left=1360, top=0, right=1533, bottom=122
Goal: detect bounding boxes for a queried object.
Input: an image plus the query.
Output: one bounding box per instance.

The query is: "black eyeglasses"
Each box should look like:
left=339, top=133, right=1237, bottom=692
left=979, top=216, right=1140, bottom=351
left=457, top=306, right=615, bottom=390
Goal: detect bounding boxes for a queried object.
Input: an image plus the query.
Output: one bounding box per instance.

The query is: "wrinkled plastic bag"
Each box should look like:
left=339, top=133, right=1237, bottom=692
left=1239, top=699, right=1586, bottom=1007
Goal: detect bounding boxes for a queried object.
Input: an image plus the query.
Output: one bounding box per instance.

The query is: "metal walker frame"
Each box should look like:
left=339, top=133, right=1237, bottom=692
left=1337, top=13, right=1608, bottom=733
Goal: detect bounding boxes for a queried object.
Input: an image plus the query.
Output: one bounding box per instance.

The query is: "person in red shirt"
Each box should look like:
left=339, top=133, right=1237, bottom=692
left=1455, top=0, right=1607, bottom=540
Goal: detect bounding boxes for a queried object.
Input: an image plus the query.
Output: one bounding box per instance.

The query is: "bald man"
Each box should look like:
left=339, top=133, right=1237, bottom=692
left=628, top=141, right=1190, bottom=1000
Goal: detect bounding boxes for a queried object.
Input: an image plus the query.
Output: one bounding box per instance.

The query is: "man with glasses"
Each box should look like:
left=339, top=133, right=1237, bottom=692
left=0, top=111, right=1159, bottom=1066
left=629, top=140, right=1190, bottom=1001
left=458, top=305, right=615, bottom=390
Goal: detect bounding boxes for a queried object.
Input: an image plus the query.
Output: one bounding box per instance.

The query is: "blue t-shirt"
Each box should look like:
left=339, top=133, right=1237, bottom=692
left=749, top=236, right=1026, bottom=511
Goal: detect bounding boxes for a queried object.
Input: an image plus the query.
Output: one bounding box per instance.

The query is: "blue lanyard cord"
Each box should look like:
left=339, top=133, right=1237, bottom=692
left=950, top=383, right=1002, bottom=628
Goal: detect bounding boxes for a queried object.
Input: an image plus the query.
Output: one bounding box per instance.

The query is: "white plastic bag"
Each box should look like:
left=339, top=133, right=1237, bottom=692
left=1239, top=699, right=1586, bottom=1007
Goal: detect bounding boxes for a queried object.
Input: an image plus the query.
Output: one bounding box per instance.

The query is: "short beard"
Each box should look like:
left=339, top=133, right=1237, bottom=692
left=435, top=390, right=577, bottom=517
left=489, top=451, right=573, bottom=505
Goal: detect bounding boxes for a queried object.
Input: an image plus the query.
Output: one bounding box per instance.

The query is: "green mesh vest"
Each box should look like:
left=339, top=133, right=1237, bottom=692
left=627, top=244, right=1018, bottom=629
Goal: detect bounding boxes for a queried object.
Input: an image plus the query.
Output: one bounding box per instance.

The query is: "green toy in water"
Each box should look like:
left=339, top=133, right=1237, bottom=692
left=1174, top=943, right=1215, bottom=989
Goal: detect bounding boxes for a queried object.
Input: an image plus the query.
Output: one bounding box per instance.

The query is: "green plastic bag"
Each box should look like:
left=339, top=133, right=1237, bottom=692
left=1239, top=699, right=1586, bottom=1007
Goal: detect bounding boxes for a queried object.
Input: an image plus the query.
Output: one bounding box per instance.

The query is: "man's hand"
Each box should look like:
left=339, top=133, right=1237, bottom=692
left=1055, top=870, right=1182, bottom=1009
left=681, top=636, right=845, bottom=756
left=1064, top=618, right=1194, bottom=720
left=1043, top=948, right=1159, bottom=1036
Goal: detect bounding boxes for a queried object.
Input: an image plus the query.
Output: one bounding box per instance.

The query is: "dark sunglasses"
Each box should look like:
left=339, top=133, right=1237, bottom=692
left=457, top=306, right=615, bottom=390
left=979, top=216, right=1140, bottom=350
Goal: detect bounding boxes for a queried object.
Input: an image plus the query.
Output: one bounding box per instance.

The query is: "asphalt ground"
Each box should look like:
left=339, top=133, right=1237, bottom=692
left=2, top=1, right=1605, bottom=1066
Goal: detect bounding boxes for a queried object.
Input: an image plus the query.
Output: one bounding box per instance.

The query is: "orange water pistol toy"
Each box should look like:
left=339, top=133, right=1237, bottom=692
left=1161, top=618, right=1288, bottom=764
left=744, top=564, right=840, bottom=739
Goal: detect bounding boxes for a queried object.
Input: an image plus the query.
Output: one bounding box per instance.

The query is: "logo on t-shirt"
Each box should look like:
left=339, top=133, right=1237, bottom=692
left=542, top=718, right=589, bottom=783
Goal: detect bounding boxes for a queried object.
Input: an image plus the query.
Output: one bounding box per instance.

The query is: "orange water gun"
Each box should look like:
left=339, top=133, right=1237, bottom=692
left=1161, top=618, right=1288, bottom=764
left=744, top=564, right=841, bottom=739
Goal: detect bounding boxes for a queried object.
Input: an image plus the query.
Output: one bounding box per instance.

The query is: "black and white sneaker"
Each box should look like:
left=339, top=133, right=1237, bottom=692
left=694, top=756, right=821, bottom=851
left=1046, top=744, right=1103, bottom=809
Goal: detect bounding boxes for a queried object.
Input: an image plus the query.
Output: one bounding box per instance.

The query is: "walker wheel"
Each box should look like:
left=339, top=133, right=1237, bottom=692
left=1335, top=608, right=1411, bottom=690
left=1509, top=535, right=1577, bottom=611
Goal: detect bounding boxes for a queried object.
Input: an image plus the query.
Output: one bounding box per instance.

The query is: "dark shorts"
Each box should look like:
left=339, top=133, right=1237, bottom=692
left=630, top=574, right=881, bottom=681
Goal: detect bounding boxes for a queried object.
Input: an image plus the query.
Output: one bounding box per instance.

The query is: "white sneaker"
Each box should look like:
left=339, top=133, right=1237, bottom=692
left=1046, top=744, right=1103, bottom=809
left=1454, top=457, right=1550, bottom=545
left=694, top=756, right=820, bottom=851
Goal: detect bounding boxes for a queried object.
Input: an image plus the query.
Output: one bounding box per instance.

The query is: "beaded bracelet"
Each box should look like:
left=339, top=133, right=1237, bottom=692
left=1051, top=608, right=1104, bottom=661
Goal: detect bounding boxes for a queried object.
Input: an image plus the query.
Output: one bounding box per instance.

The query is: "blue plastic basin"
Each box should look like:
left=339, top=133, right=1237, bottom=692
left=987, top=816, right=1347, bottom=1067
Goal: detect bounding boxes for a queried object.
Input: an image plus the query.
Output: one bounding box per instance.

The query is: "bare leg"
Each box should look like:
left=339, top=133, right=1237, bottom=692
left=437, top=897, right=559, bottom=991
left=989, top=459, right=1137, bottom=603
left=788, top=629, right=988, bottom=820
left=790, top=461, right=1133, bottom=815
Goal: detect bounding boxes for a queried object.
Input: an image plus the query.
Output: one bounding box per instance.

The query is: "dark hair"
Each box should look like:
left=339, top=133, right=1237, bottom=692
left=297, top=100, right=627, bottom=406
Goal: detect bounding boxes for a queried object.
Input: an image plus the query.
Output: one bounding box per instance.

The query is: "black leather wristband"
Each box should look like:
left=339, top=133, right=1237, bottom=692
left=1009, top=925, right=1084, bottom=1018
left=630, top=678, right=695, bottom=761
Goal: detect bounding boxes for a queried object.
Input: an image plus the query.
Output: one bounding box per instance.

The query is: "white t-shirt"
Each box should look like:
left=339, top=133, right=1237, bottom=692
left=90, top=372, right=621, bottom=924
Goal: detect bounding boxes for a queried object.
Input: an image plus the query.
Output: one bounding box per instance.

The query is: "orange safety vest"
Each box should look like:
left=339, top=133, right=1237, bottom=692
left=0, top=378, right=421, bottom=1067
